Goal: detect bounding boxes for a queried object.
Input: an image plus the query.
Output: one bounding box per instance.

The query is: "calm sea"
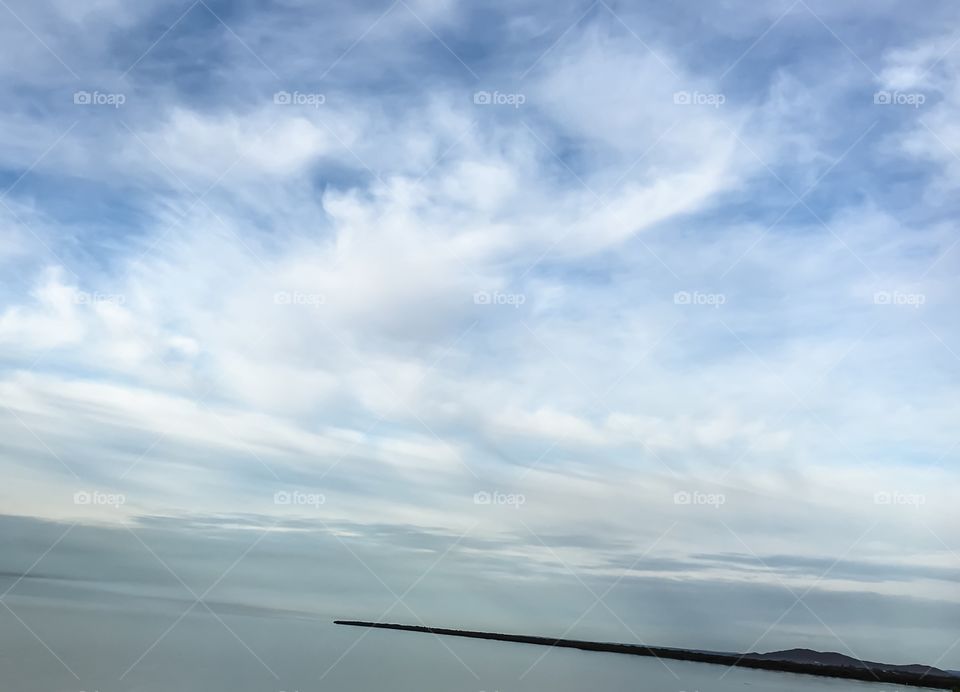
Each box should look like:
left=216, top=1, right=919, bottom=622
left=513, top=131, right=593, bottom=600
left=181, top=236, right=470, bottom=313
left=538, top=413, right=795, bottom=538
left=0, top=592, right=925, bottom=692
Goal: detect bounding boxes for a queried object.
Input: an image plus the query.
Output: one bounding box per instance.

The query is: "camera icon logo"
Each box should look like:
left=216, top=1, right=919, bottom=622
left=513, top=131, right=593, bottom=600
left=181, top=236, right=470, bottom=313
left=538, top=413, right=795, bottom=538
left=873, top=91, right=891, bottom=105
left=873, top=291, right=891, bottom=305
left=674, top=291, right=691, bottom=305
left=473, top=91, right=492, bottom=105
left=673, top=491, right=691, bottom=505
left=73, top=91, right=92, bottom=105
left=473, top=290, right=491, bottom=305
left=474, top=491, right=492, bottom=505
left=74, top=490, right=92, bottom=505
left=673, top=91, right=691, bottom=105
left=274, top=90, right=292, bottom=105
left=274, top=490, right=292, bottom=505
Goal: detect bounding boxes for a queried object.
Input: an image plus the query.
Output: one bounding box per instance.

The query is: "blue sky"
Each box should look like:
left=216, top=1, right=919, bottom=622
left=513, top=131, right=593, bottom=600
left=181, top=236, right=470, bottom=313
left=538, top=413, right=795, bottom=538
left=1, top=0, right=959, bottom=672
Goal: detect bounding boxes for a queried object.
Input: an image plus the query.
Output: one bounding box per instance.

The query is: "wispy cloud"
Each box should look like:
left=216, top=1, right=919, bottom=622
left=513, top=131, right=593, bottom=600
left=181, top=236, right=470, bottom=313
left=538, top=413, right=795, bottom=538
left=0, top=0, right=958, bottom=669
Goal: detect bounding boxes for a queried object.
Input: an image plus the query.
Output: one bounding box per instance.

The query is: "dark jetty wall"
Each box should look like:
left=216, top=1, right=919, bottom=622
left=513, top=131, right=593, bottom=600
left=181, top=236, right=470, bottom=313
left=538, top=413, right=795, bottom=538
left=334, top=621, right=960, bottom=690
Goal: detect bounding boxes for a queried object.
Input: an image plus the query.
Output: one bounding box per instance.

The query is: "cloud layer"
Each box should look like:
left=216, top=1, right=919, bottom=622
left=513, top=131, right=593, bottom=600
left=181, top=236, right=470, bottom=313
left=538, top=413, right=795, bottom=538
left=0, top=0, right=958, bottom=673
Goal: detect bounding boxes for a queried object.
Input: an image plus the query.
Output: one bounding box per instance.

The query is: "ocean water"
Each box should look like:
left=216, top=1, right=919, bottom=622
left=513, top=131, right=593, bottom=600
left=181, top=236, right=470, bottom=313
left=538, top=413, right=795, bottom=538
left=0, top=593, right=924, bottom=692
left=0, top=515, right=939, bottom=692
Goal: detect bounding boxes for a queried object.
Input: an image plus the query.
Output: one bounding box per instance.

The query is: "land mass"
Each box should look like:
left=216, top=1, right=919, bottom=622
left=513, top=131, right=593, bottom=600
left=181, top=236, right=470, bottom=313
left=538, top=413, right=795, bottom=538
left=334, top=620, right=960, bottom=690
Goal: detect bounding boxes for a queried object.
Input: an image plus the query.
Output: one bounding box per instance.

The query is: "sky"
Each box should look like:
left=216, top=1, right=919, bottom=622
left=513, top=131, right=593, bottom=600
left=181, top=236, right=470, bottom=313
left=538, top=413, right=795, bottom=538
left=1, top=0, right=959, bottom=679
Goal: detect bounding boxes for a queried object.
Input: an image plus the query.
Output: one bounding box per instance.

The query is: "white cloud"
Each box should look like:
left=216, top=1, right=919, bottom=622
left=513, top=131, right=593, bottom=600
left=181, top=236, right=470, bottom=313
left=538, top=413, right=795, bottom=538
left=0, top=0, right=958, bottom=665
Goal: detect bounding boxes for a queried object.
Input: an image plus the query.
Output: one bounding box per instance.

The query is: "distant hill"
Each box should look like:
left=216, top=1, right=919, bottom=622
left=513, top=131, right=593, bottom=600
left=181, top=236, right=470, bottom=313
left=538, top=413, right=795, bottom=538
left=746, top=648, right=955, bottom=678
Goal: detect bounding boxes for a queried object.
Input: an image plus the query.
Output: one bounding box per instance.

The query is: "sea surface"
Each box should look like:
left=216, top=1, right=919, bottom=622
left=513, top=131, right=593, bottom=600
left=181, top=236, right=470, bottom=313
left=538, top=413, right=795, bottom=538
left=0, top=590, right=927, bottom=692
